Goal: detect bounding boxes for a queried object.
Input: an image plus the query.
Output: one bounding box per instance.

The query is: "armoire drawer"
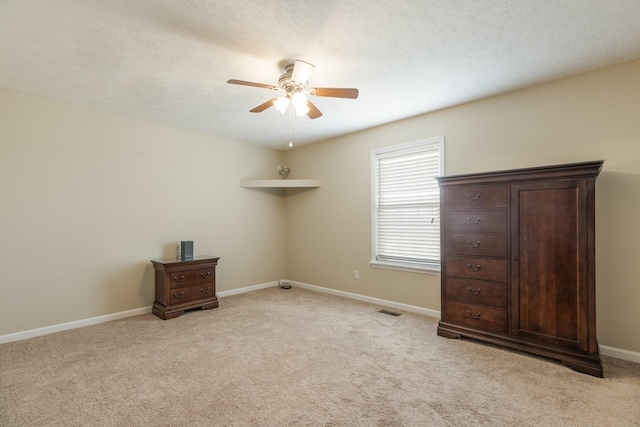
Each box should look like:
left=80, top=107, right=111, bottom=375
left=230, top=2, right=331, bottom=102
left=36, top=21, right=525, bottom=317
left=444, top=211, right=507, bottom=233
left=443, top=185, right=507, bottom=210
left=445, top=256, right=509, bottom=282
left=443, top=300, right=508, bottom=333
left=444, top=277, right=507, bottom=308
left=445, top=232, right=508, bottom=257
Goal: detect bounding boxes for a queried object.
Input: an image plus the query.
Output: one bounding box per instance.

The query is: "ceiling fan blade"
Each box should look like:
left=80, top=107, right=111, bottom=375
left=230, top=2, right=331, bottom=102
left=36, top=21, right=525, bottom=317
left=309, top=87, right=359, bottom=99
left=227, top=79, right=277, bottom=90
left=250, top=98, right=276, bottom=113
left=306, top=100, right=323, bottom=119
left=291, top=60, right=315, bottom=85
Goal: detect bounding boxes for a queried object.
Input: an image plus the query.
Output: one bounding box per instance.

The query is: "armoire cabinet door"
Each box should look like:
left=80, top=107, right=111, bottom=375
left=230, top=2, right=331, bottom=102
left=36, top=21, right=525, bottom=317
left=510, top=179, right=589, bottom=351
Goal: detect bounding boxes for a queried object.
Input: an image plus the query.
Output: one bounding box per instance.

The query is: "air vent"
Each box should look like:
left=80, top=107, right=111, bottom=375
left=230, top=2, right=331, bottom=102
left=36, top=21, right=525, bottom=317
left=379, top=309, right=401, bottom=316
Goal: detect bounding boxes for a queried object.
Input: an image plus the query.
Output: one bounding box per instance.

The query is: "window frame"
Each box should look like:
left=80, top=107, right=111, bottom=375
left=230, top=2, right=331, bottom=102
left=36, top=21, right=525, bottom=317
left=370, top=136, right=445, bottom=274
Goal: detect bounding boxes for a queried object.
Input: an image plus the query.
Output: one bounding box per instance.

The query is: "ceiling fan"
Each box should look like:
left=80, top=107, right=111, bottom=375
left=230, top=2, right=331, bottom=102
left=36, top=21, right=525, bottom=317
left=227, top=60, right=359, bottom=119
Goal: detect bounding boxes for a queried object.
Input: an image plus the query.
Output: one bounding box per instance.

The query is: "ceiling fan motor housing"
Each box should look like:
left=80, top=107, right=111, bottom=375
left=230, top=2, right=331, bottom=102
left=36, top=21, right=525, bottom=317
left=278, top=64, right=304, bottom=96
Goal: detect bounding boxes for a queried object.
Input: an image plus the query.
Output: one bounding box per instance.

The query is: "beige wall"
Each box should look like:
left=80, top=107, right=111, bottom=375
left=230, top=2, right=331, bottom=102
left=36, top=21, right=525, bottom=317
left=284, top=59, right=640, bottom=354
left=0, top=88, right=286, bottom=335
left=2, top=59, right=639, bottom=354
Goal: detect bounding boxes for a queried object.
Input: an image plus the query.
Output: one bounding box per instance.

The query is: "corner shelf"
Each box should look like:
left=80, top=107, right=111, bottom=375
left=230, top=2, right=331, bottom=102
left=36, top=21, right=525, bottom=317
left=240, top=179, right=321, bottom=189
left=240, top=179, right=321, bottom=196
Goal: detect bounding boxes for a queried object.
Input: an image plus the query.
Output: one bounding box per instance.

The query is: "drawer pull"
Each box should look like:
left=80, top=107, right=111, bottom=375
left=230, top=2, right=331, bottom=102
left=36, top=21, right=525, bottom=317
left=466, top=217, right=481, bottom=224
left=200, top=272, right=211, bottom=278
left=467, top=264, right=481, bottom=272
left=467, top=287, right=482, bottom=295
left=467, top=240, right=481, bottom=248
left=200, top=287, right=210, bottom=293
left=467, top=310, right=482, bottom=320
left=466, top=193, right=481, bottom=201
left=173, top=275, right=185, bottom=282
left=173, top=291, right=185, bottom=299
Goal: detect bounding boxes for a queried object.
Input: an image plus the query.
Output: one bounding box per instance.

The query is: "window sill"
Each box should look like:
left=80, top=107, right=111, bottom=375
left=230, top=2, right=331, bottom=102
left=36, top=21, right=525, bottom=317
left=369, top=261, right=441, bottom=275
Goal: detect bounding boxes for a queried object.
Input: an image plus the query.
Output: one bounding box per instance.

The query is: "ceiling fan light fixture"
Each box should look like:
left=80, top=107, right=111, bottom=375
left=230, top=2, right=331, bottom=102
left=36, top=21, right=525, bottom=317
left=291, top=92, right=309, bottom=116
left=295, top=103, right=309, bottom=117
left=291, top=60, right=315, bottom=85
left=291, top=91, right=307, bottom=108
left=274, top=96, right=289, bottom=113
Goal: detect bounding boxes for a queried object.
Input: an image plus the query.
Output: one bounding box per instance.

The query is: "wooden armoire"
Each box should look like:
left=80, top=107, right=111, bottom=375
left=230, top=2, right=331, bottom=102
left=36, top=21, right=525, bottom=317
left=437, top=161, right=603, bottom=377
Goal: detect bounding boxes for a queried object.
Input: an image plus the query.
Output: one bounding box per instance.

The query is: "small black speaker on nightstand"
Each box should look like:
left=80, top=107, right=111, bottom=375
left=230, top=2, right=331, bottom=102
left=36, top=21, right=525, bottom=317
left=181, top=241, right=193, bottom=259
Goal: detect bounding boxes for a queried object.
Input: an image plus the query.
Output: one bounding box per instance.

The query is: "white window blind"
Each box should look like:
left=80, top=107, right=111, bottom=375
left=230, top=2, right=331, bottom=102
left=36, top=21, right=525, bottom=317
left=371, top=137, right=443, bottom=272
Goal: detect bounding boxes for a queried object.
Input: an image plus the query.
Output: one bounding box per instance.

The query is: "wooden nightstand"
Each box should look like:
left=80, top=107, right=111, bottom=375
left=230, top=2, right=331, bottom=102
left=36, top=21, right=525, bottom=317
left=151, top=256, right=220, bottom=320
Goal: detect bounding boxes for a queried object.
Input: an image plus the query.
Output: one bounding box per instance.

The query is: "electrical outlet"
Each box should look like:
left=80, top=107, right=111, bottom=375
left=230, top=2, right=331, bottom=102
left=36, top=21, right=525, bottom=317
left=355, top=270, right=359, bottom=279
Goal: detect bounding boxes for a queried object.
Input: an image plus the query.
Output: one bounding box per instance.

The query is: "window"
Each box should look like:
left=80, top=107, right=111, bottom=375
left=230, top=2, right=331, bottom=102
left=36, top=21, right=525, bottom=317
left=370, top=136, right=444, bottom=273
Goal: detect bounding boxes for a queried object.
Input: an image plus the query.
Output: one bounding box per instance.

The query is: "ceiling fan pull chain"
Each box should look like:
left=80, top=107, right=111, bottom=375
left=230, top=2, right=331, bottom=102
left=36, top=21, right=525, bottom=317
left=289, top=106, right=294, bottom=147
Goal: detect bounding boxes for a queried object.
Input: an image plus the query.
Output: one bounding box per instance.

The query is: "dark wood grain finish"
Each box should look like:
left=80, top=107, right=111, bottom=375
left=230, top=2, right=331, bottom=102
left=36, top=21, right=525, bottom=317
left=444, top=301, right=508, bottom=333
left=445, top=277, right=508, bottom=308
left=445, top=256, right=509, bottom=282
left=444, top=211, right=507, bottom=233
left=437, top=161, right=603, bottom=377
left=443, top=185, right=508, bottom=209
left=169, top=287, right=194, bottom=305
left=151, top=256, right=220, bottom=320
left=512, top=181, right=582, bottom=344
left=445, top=233, right=508, bottom=257
left=195, top=267, right=214, bottom=282
left=170, top=270, right=193, bottom=288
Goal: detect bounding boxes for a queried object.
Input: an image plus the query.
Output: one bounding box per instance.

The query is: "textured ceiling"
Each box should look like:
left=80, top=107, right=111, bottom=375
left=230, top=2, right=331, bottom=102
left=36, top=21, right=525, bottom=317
left=1, top=1, right=640, bottom=150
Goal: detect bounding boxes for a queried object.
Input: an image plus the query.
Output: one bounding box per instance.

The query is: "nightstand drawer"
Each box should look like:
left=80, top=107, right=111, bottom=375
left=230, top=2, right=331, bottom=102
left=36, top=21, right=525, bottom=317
left=170, top=270, right=194, bottom=288
left=445, top=232, right=507, bottom=257
left=193, top=267, right=214, bottom=283
left=170, top=287, right=194, bottom=304
left=444, top=277, right=507, bottom=308
left=443, top=300, right=507, bottom=333
left=445, top=256, right=508, bottom=282
left=444, top=211, right=507, bottom=233
left=443, top=185, right=507, bottom=210
left=194, top=284, right=214, bottom=298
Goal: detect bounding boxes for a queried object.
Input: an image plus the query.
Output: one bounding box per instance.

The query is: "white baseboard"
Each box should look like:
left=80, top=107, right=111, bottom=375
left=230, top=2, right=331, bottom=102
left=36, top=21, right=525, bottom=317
left=0, top=281, right=279, bottom=345
left=3, top=280, right=640, bottom=366
left=0, top=306, right=152, bottom=345
left=283, top=280, right=640, bottom=365
left=287, top=280, right=442, bottom=318
left=599, top=345, right=640, bottom=364
left=217, top=281, right=279, bottom=297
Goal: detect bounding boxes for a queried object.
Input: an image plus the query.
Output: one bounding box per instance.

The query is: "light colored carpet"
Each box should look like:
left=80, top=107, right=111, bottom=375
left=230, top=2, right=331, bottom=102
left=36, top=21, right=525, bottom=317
left=1, top=286, right=639, bottom=426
